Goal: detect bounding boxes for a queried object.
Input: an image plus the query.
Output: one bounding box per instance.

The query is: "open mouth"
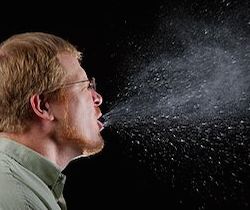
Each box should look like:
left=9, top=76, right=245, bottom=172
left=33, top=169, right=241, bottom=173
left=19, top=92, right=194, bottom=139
left=97, top=116, right=105, bottom=131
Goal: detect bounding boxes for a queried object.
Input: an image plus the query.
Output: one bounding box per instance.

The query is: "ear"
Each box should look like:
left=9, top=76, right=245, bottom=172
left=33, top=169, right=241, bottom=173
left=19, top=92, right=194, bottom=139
left=30, top=94, right=54, bottom=121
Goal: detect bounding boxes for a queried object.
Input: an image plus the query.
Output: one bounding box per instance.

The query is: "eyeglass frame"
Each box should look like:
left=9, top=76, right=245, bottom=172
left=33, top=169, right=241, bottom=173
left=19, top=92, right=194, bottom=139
left=43, top=77, right=96, bottom=94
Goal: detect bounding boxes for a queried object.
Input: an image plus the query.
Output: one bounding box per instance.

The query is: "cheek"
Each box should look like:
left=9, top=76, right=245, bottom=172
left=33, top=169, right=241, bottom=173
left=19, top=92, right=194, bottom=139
left=64, top=92, right=95, bottom=126
left=74, top=97, right=95, bottom=124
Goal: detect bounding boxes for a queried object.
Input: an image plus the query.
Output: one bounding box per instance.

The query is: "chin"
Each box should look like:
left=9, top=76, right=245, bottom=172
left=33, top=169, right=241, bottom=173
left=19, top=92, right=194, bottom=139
left=79, top=134, right=104, bottom=157
left=81, top=143, right=104, bottom=157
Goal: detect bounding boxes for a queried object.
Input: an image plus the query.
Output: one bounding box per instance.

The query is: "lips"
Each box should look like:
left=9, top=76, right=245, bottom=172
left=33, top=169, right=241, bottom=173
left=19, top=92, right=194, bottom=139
left=97, top=113, right=104, bottom=131
left=97, top=120, right=104, bottom=131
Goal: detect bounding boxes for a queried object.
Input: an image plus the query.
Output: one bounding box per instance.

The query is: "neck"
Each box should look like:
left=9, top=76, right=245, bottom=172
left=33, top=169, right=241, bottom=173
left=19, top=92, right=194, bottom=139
left=0, top=125, right=79, bottom=170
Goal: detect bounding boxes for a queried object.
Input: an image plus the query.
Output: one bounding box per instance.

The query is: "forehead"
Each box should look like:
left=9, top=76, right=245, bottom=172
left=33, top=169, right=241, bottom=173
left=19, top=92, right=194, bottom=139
left=57, top=52, right=87, bottom=80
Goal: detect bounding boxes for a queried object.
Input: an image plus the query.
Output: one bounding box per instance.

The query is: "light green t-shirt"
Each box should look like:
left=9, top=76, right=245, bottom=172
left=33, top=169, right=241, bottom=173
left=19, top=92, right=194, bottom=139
left=0, top=138, right=67, bottom=210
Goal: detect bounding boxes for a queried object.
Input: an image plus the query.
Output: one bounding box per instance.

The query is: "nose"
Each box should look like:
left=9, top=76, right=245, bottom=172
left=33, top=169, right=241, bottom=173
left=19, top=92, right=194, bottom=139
left=91, top=90, right=103, bottom=107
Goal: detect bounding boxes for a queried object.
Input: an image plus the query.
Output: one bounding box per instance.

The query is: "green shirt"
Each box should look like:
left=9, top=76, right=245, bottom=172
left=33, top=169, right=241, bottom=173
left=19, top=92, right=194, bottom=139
left=0, top=138, right=67, bottom=210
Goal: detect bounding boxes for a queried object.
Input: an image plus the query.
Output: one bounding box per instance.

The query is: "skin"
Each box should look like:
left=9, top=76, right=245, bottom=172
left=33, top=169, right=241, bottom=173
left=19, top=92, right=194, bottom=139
left=0, top=52, right=104, bottom=170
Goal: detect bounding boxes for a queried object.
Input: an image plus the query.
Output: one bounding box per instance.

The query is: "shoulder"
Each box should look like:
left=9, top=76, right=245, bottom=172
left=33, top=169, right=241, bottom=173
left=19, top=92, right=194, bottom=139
left=0, top=174, right=30, bottom=209
left=0, top=172, right=48, bottom=209
left=0, top=154, right=45, bottom=209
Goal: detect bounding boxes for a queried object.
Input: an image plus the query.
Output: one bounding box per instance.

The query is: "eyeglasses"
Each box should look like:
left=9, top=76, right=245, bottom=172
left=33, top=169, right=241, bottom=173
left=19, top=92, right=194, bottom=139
left=63, top=77, right=96, bottom=90
left=44, top=77, right=96, bottom=94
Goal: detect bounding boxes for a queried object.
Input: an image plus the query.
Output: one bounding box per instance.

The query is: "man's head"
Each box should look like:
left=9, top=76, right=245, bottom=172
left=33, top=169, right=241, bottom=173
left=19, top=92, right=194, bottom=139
left=0, top=32, right=104, bottom=157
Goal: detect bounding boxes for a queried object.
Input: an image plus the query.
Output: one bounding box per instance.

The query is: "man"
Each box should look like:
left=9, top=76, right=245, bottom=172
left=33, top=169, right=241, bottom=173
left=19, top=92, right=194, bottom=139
left=0, top=32, right=104, bottom=209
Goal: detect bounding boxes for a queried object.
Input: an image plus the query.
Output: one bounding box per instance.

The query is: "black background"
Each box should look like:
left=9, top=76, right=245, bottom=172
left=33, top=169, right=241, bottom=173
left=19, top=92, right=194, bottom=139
left=1, top=0, right=249, bottom=209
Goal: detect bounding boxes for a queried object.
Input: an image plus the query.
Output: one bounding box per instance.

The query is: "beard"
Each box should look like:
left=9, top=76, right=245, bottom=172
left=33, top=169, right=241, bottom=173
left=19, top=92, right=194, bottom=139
left=59, top=111, right=104, bottom=158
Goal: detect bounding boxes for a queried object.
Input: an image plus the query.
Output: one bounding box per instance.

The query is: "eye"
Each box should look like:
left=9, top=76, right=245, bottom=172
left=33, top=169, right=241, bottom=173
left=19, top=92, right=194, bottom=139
left=88, top=78, right=96, bottom=90
left=80, top=82, right=90, bottom=91
left=88, top=82, right=93, bottom=89
left=87, top=82, right=95, bottom=90
left=86, top=82, right=90, bottom=89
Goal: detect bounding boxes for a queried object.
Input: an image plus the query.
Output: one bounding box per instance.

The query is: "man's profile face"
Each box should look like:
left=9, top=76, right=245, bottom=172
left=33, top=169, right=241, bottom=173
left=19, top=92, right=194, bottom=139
left=54, top=52, right=104, bottom=157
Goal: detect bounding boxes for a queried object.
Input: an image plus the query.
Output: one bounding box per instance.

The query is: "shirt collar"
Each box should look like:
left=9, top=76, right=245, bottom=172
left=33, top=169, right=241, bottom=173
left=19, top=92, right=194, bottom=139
left=0, top=137, right=66, bottom=200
